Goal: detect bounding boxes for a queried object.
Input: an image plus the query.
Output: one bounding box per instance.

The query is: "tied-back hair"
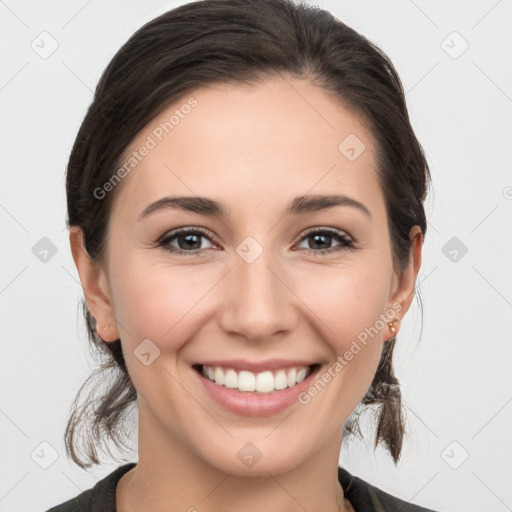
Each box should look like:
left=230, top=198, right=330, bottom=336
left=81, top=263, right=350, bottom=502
left=65, top=0, right=430, bottom=468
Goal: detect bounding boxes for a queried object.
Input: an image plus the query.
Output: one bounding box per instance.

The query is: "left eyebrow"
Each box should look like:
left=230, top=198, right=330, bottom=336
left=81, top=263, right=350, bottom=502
left=138, top=193, right=372, bottom=221
left=287, top=194, right=372, bottom=219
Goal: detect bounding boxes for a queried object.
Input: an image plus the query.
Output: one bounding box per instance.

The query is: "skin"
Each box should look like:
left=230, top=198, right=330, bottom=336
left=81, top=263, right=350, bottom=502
left=70, top=77, right=422, bottom=512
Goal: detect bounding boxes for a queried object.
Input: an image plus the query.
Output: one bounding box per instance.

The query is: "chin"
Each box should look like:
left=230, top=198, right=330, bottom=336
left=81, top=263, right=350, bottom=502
left=193, top=434, right=313, bottom=477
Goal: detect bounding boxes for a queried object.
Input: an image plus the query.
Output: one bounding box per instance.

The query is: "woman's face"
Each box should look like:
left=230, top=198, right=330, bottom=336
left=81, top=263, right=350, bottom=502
left=75, top=77, right=420, bottom=476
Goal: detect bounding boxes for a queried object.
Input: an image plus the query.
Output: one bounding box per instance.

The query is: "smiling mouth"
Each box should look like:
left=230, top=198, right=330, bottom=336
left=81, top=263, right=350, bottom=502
left=192, top=363, right=321, bottom=394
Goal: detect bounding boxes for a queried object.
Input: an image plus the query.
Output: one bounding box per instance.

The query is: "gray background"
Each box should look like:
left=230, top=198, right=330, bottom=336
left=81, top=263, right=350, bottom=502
left=0, top=1, right=511, bottom=511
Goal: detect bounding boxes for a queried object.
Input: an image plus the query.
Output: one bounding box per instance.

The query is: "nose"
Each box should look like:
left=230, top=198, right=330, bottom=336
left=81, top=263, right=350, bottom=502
left=218, top=246, right=298, bottom=343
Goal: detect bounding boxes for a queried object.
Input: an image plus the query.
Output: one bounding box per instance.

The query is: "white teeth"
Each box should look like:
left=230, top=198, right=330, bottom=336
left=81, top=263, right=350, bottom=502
left=287, top=368, right=296, bottom=387
left=224, top=369, right=238, bottom=389
left=296, top=368, right=308, bottom=383
left=256, top=371, right=274, bottom=393
left=238, top=370, right=256, bottom=391
left=200, top=365, right=313, bottom=394
left=214, top=367, right=224, bottom=386
left=274, top=370, right=288, bottom=390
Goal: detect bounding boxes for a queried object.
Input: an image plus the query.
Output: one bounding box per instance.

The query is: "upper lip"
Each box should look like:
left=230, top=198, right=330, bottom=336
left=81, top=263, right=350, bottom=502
left=194, top=359, right=319, bottom=373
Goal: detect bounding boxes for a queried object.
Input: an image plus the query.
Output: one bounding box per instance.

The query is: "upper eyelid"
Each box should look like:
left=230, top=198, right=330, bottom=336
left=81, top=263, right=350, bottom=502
left=159, top=226, right=355, bottom=247
left=299, top=226, right=353, bottom=239
left=158, top=227, right=220, bottom=249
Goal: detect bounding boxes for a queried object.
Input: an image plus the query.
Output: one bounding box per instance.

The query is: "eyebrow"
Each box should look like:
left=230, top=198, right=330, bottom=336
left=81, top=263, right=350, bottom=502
left=138, top=193, right=372, bottom=221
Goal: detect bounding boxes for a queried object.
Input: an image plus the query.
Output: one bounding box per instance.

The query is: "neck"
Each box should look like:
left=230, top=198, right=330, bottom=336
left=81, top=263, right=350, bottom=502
left=116, top=405, right=350, bottom=512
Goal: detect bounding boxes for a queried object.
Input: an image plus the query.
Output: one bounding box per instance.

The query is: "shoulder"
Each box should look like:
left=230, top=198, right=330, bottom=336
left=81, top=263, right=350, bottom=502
left=338, top=466, right=441, bottom=512
left=45, top=463, right=137, bottom=512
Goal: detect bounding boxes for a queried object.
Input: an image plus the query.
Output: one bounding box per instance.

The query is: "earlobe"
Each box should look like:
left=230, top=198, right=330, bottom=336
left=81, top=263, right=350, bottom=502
left=388, top=318, right=398, bottom=337
left=68, top=227, right=120, bottom=342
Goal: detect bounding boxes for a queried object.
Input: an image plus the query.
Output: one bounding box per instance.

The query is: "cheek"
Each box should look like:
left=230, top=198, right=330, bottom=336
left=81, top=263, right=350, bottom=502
left=109, top=254, right=223, bottom=356
left=113, top=253, right=391, bottom=351
left=107, top=260, right=211, bottom=406
left=289, top=261, right=391, bottom=400
left=293, top=260, right=391, bottom=345
left=109, top=239, right=392, bottom=410
left=114, top=269, right=191, bottom=337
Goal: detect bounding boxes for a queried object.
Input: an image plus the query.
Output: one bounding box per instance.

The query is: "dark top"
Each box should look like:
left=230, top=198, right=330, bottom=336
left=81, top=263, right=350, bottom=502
left=46, top=462, right=439, bottom=512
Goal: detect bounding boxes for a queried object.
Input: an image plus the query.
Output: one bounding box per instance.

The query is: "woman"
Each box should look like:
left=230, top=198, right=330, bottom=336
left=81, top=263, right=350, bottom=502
left=47, top=0, right=439, bottom=510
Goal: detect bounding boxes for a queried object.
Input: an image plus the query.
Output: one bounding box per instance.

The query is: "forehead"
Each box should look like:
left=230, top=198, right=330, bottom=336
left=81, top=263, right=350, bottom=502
left=110, top=77, right=384, bottom=223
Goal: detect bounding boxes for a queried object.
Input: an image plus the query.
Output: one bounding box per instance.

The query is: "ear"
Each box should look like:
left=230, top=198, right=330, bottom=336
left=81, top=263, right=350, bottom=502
left=69, top=226, right=120, bottom=342
left=385, top=225, right=423, bottom=339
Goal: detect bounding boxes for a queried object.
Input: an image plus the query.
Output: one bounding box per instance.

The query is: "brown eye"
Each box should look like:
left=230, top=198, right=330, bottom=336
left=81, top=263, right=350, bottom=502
left=158, top=227, right=215, bottom=255
left=296, top=228, right=355, bottom=256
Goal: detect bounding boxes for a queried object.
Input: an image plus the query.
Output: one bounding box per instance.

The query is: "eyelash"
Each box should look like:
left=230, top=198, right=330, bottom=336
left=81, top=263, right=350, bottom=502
left=157, top=227, right=356, bottom=257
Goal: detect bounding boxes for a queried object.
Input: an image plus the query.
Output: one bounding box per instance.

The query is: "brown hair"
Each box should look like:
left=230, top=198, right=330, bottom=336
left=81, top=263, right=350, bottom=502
left=65, top=0, right=430, bottom=468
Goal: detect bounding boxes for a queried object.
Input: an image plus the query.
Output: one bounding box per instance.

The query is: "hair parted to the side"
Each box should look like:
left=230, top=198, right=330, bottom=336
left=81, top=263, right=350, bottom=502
left=65, top=0, right=430, bottom=468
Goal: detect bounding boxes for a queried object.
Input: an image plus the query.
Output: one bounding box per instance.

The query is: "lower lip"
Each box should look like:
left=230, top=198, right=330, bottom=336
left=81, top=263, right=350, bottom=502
left=193, top=365, right=320, bottom=417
